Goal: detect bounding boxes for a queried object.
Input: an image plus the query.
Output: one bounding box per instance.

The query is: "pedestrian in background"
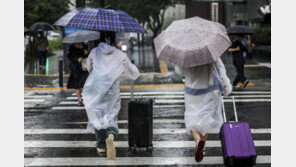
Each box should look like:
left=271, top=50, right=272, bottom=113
left=37, top=31, right=49, bottom=69
left=228, top=34, right=250, bottom=88
left=66, top=42, right=89, bottom=106
left=240, top=35, right=255, bottom=59
left=175, top=58, right=232, bottom=162
left=82, top=32, right=140, bottom=159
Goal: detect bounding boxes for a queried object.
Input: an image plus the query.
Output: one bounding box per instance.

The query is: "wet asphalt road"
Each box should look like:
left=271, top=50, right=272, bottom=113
left=24, top=48, right=271, bottom=166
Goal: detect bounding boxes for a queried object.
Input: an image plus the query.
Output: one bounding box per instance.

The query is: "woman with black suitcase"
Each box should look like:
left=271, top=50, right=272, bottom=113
left=82, top=32, right=140, bottom=159
left=66, top=42, right=89, bottom=106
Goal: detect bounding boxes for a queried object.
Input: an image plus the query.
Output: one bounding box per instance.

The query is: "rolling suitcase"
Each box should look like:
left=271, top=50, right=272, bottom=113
left=128, top=80, right=153, bottom=154
left=220, top=96, right=257, bottom=166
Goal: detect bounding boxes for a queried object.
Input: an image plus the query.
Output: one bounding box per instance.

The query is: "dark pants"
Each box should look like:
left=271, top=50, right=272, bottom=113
left=233, top=56, right=247, bottom=85
left=38, top=50, right=47, bottom=66
left=94, top=127, right=118, bottom=149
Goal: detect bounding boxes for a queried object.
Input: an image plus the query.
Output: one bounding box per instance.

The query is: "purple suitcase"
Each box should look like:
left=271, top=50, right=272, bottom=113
left=220, top=97, right=257, bottom=166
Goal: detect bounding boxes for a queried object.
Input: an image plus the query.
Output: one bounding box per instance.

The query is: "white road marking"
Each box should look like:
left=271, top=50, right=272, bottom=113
left=52, top=106, right=85, bottom=110
left=24, top=128, right=271, bottom=134
left=231, top=91, right=270, bottom=94
left=258, top=63, right=271, bottom=68
left=72, top=91, right=271, bottom=96
left=115, top=95, right=270, bottom=99
left=59, top=98, right=270, bottom=105
left=24, top=99, right=45, bottom=103
left=24, top=140, right=270, bottom=148
left=51, top=105, right=185, bottom=110
left=24, top=156, right=271, bottom=166
left=154, top=105, right=185, bottom=108
left=155, top=99, right=271, bottom=104
left=25, top=95, right=53, bottom=99
left=24, top=104, right=36, bottom=108
left=65, top=119, right=185, bottom=124
left=59, top=101, right=80, bottom=105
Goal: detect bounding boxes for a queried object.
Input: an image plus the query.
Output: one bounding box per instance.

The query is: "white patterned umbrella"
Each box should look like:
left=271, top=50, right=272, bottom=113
left=153, top=17, right=231, bottom=68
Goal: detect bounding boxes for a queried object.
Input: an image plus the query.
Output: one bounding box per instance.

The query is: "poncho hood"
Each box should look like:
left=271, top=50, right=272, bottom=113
left=98, top=42, right=116, bottom=54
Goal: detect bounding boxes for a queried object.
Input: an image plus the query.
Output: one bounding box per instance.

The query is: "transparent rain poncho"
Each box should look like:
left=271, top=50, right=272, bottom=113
left=175, top=58, right=232, bottom=136
left=82, top=42, right=140, bottom=131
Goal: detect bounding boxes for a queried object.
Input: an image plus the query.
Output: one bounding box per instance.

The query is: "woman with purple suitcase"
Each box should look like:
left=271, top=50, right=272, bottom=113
left=175, top=58, right=232, bottom=162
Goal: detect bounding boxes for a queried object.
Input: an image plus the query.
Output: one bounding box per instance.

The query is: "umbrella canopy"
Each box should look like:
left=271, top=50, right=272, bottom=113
left=62, top=30, right=100, bottom=43
left=153, top=17, right=231, bottom=68
left=54, top=7, right=147, bottom=33
left=29, top=22, right=55, bottom=31
left=227, top=25, right=254, bottom=35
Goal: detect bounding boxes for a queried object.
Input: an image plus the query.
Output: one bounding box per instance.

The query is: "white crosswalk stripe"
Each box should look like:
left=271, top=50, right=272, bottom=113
left=24, top=127, right=271, bottom=134
left=25, top=90, right=271, bottom=166
left=24, top=93, right=54, bottom=108
left=25, top=140, right=271, bottom=148
left=24, top=156, right=271, bottom=166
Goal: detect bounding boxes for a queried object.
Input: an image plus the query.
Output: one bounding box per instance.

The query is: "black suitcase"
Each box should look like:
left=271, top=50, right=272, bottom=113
left=128, top=81, right=153, bottom=154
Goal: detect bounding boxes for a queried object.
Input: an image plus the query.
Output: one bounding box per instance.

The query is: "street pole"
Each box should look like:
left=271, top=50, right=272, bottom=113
left=99, top=0, right=105, bottom=7
left=59, top=57, right=63, bottom=87
left=76, top=0, right=85, bottom=8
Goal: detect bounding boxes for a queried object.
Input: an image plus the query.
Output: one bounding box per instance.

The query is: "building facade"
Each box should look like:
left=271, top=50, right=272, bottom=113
left=185, top=0, right=271, bottom=28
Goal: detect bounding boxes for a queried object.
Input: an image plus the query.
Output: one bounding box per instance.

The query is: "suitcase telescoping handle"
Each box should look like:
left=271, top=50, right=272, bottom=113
left=130, top=60, right=135, bottom=100
left=221, top=96, right=238, bottom=123
left=130, top=79, right=134, bottom=100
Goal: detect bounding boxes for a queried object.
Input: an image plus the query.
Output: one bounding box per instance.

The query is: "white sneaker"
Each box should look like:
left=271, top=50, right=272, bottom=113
left=106, top=134, right=116, bottom=159
left=97, top=147, right=106, bottom=153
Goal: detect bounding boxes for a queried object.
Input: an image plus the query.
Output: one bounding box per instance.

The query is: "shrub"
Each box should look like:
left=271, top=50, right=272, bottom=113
left=49, top=37, right=63, bottom=51
left=251, top=27, right=271, bottom=46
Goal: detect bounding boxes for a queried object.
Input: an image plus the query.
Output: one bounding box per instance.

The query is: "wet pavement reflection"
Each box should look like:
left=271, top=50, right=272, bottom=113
left=24, top=46, right=271, bottom=166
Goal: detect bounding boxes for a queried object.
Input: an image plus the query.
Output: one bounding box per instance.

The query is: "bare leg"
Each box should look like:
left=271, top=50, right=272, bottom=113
left=75, top=89, right=82, bottom=102
left=191, top=131, right=208, bottom=142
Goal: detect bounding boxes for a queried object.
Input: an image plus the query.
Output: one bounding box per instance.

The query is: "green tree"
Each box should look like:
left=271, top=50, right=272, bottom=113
left=24, top=0, right=72, bottom=28
left=103, top=0, right=184, bottom=38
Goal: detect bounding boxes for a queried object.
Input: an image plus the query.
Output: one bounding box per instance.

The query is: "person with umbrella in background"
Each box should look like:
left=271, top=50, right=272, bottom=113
left=227, top=25, right=255, bottom=88
left=154, top=16, right=232, bottom=162
left=66, top=42, right=89, bottom=106
left=62, top=30, right=101, bottom=106
left=29, top=22, right=55, bottom=70
left=54, top=7, right=146, bottom=159
left=36, top=31, right=49, bottom=69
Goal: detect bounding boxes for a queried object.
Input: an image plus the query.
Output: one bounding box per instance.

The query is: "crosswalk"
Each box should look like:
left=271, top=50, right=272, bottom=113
left=24, top=90, right=271, bottom=166
left=24, top=92, right=54, bottom=109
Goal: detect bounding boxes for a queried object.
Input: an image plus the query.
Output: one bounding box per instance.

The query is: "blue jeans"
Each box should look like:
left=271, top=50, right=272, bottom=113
left=38, top=50, right=47, bottom=66
left=94, top=127, right=118, bottom=149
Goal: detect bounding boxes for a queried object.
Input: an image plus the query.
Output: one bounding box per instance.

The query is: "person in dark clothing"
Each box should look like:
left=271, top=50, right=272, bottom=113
left=228, top=35, right=249, bottom=88
left=37, top=31, right=49, bottom=69
left=67, top=42, right=89, bottom=106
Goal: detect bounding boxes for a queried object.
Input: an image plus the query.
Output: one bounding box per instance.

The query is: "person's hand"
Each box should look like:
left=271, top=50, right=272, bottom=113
left=227, top=93, right=231, bottom=96
left=251, top=43, right=255, bottom=47
left=78, top=58, right=83, bottom=63
left=84, top=50, right=88, bottom=55
left=247, top=35, right=251, bottom=39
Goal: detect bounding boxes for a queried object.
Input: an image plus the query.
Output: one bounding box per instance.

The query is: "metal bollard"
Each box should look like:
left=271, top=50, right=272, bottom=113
left=59, top=57, right=63, bottom=87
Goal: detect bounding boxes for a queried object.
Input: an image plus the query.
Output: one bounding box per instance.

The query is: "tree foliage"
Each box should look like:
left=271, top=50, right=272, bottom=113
left=24, top=0, right=72, bottom=28
left=86, top=0, right=183, bottom=37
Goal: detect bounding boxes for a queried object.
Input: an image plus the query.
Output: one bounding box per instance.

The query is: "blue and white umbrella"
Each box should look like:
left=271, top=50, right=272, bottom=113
left=54, top=7, right=147, bottom=33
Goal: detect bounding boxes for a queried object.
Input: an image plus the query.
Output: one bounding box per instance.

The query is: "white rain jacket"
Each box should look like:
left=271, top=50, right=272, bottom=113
left=82, top=42, right=140, bottom=130
left=175, top=58, right=232, bottom=136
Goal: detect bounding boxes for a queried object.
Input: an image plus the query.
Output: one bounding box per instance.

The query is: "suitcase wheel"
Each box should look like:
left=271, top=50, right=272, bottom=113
left=146, top=146, right=153, bottom=155
left=225, top=157, right=234, bottom=166
left=128, top=147, right=136, bottom=155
